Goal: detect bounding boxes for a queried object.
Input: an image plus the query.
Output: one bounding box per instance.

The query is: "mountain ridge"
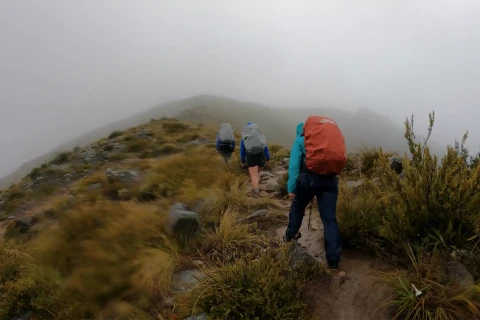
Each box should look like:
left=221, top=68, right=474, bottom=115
left=0, top=94, right=441, bottom=188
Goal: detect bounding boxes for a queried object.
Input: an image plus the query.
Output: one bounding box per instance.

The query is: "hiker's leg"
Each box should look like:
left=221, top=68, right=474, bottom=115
left=248, top=165, right=260, bottom=189
left=316, top=175, right=342, bottom=265
left=286, top=173, right=315, bottom=240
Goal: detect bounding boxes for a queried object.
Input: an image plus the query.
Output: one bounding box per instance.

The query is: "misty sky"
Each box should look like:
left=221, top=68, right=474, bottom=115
left=1, top=0, right=480, bottom=178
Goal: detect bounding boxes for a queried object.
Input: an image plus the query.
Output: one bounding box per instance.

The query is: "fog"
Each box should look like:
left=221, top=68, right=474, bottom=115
left=1, top=0, right=480, bottom=178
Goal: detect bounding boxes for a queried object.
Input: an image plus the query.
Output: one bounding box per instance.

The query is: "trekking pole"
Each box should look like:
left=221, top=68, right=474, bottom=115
left=307, top=201, right=313, bottom=230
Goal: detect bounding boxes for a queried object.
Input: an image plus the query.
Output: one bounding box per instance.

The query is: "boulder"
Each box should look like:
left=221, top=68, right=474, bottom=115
left=105, top=168, right=141, bottom=185
left=78, top=148, right=102, bottom=164
left=446, top=261, right=474, bottom=288
left=14, top=216, right=39, bottom=233
left=172, top=269, right=205, bottom=294
left=281, top=242, right=320, bottom=269
left=168, top=203, right=200, bottom=240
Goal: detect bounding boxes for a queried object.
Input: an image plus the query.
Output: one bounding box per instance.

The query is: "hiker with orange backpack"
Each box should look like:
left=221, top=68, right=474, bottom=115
left=284, top=116, right=347, bottom=270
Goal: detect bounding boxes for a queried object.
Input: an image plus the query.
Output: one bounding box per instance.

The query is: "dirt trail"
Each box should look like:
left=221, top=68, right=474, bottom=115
left=264, top=169, right=395, bottom=320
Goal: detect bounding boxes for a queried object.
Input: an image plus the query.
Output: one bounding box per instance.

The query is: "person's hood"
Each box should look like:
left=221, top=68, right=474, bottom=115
left=296, top=122, right=304, bottom=137
left=246, top=122, right=253, bottom=125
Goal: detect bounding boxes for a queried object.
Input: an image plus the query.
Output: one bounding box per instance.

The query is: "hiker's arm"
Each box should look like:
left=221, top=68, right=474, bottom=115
left=264, top=145, right=271, bottom=161
left=240, top=139, right=246, bottom=163
left=287, top=141, right=302, bottom=194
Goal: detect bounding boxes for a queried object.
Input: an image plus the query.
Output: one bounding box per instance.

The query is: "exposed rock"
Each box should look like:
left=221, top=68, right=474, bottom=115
left=446, top=261, right=474, bottom=288
left=260, top=178, right=279, bottom=192
left=105, top=168, right=141, bottom=185
left=189, top=136, right=210, bottom=145
left=274, top=169, right=288, bottom=176
left=184, top=313, right=208, bottom=320
left=49, top=164, right=71, bottom=171
left=259, top=191, right=272, bottom=198
left=282, top=242, right=319, bottom=269
left=172, top=269, right=205, bottom=294
left=78, top=148, right=102, bottom=164
left=345, top=180, right=364, bottom=189
left=282, top=158, right=290, bottom=166
left=259, top=171, right=274, bottom=182
left=136, top=130, right=153, bottom=138
left=7, top=215, right=15, bottom=220
left=168, top=203, right=199, bottom=240
left=238, top=209, right=269, bottom=223
left=14, top=216, right=39, bottom=233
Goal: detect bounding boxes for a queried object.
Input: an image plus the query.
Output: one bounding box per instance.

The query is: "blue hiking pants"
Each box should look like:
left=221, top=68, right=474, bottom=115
left=285, top=172, right=342, bottom=264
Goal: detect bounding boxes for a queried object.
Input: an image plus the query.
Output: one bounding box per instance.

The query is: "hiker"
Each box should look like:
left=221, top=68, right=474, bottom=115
left=389, top=155, right=404, bottom=179
left=216, top=123, right=236, bottom=164
left=284, top=116, right=347, bottom=271
left=240, top=122, right=271, bottom=195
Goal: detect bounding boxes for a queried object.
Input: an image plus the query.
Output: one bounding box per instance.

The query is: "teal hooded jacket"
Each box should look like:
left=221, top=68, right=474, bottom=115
left=287, top=122, right=305, bottom=194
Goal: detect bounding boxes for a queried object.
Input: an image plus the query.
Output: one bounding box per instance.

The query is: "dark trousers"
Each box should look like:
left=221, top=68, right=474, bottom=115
left=286, top=172, right=342, bottom=264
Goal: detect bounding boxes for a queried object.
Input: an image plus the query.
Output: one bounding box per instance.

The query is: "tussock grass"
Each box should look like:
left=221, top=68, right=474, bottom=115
left=201, top=207, right=265, bottom=264
left=380, top=243, right=480, bottom=320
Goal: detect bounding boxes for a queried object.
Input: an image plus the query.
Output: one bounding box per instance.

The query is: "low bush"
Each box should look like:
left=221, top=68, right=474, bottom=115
left=179, top=248, right=319, bottom=320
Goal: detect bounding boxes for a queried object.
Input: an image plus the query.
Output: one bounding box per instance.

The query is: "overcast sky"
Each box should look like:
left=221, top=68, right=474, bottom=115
left=1, top=0, right=480, bottom=178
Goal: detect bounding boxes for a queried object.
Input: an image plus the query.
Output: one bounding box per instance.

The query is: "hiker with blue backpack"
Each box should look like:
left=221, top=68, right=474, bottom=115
left=284, top=117, right=347, bottom=271
left=216, top=123, right=236, bottom=164
left=240, top=122, right=271, bottom=195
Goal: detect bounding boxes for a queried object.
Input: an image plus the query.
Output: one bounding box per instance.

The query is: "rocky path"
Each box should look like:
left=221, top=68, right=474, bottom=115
left=257, top=166, right=395, bottom=320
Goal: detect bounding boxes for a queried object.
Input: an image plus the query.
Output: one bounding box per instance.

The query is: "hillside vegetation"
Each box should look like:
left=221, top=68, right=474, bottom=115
left=0, top=112, right=479, bottom=320
left=0, top=95, right=444, bottom=188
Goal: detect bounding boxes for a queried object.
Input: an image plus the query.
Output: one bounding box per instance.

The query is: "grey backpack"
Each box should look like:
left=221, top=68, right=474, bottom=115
left=218, top=123, right=234, bottom=144
left=241, top=123, right=266, bottom=155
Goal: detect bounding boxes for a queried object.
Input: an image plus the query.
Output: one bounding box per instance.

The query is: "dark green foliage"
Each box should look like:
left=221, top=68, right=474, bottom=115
left=108, top=130, right=124, bottom=139
left=52, top=152, right=70, bottom=165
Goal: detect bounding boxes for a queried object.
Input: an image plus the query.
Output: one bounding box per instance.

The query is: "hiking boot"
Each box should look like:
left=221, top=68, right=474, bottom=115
left=328, top=261, right=339, bottom=270
left=283, top=231, right=302, bottom=242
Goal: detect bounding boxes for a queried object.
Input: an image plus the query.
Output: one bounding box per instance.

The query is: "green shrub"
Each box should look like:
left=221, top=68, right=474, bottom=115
left=179, top=248, right=319, bottom=319
left=108, top=130, right=124, bottom=139
left=162, top=122, right=188, bottom=134
left=28, top=167, right=42, bottom=180
left=52, top=152, right=70, bottom=165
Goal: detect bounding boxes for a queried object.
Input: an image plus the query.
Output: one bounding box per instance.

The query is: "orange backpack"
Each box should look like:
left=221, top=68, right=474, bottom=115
left=303, top=115, right=347, bottom=175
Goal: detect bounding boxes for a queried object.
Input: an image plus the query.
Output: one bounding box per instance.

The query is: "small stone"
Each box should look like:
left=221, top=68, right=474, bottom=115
left=192, top=260, right=204, bottom=267
left=338, top=271, right=347, bottom=278
left=172, top=270, right=205, bottom=294
left=184, top=313, right=208, bottom=320
left=164, top=296, right=175, bottom=308
left=259, top=191, right=272, bottom=198
left=446, top=261, right=474, bottom=288
left=345, top=180, right=364, bottom=188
